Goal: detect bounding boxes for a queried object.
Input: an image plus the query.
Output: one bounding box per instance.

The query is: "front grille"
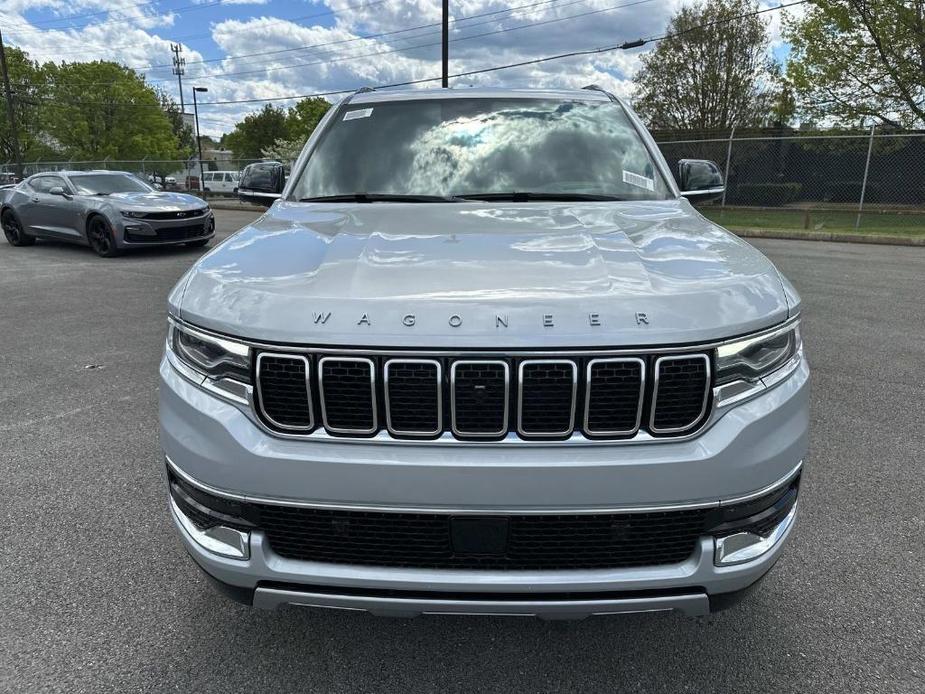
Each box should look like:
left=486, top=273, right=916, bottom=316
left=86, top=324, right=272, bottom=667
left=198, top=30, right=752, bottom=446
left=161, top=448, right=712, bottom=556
left=319, top=358, right=377, bottom=434
left=256, top=354, right=313, bottom=430
left=385, top=360, right=441, bottom=436
left=141, top=207, right=208, bottom=220
left=254, top=504, right=709, bottom=570
left=451, top=361, right=509, bottom=437
left=651, top=355, right=710, bottom=433
left=518, top=360, right=576, bottom=436
left=253, top=351, right=713, bottom=441
left=124, top=223, right=207, bottom=242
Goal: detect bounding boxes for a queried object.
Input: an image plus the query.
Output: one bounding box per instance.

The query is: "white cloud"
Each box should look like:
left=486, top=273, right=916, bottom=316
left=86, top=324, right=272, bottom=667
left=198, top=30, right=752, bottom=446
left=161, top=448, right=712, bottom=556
left=2, top=0, right=788, bottom=136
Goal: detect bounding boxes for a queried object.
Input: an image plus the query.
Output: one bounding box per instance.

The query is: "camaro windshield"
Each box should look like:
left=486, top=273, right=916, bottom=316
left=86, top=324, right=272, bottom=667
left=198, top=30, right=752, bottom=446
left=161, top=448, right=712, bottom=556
left=71, top=174, right=152, bottom=195
left=291, top=98, right=672, bottom=201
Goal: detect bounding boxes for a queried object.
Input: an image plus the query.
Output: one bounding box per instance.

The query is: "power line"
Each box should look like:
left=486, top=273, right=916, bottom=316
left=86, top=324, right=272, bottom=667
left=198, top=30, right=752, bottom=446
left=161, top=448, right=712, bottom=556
left=200, top=0, right=811, bottom=105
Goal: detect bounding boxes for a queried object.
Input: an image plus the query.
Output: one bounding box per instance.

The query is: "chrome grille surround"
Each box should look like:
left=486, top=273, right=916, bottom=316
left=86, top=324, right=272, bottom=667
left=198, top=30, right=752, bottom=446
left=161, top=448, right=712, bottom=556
left=517, top=359, right=578, bottom=438
left=318, top=356, right=378, bottom=435
left=254, top=353, right=314, bottom=432
left=649, top=354, right=712, bottom=434
left=583, top=357, right=646, bottom=437
left=383, top=358, right=443, bottom=438
left=450, top=360, right=510, bottom=438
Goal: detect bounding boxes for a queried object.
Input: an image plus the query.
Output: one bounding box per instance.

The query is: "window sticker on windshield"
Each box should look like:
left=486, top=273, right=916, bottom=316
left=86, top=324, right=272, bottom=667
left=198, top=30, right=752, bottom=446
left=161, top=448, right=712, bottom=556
left=343, top=108, right=373, bottom=121
left=623, top=170, right=655, bottom=191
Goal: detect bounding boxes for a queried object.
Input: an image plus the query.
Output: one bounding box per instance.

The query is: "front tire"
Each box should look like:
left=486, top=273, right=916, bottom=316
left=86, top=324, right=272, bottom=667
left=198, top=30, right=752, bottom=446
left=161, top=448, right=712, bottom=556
left=87, top=216, right=120, bottom=257
left=2, top=209, right=36, bottom=247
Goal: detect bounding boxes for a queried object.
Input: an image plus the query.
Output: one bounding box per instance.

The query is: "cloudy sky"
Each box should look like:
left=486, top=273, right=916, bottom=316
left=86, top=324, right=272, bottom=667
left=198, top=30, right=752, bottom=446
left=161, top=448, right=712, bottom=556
left=0, top=0, right=793, bottom=136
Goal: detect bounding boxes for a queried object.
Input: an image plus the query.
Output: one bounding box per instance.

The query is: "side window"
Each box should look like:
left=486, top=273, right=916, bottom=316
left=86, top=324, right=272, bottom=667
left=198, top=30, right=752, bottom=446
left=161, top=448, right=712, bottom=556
left=30, top=176, right=67, bottom=193
left=203, top=173, right=213, bottom=182
left=222, top=173, right=231, bottom=182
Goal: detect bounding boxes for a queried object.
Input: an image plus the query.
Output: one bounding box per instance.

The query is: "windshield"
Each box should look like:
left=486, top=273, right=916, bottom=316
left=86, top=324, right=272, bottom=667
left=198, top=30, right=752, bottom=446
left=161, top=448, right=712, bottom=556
left=291, top=97, right=671, bottom=201
left=71, top=174, right=153, bottom=195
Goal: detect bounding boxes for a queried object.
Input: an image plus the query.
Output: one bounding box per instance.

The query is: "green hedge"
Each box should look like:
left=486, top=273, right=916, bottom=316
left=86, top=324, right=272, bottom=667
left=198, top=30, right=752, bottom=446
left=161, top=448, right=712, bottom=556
left=734, top=182, right=803, bottom=206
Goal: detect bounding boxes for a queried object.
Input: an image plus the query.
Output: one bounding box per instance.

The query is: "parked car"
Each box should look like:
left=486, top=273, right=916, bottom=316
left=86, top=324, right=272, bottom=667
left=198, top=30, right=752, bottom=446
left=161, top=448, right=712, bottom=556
left=201, top=170, right=240, bottom=195
left=1, top=170, right=214, bottom=257
left=161, top=87, right=808, bottom=617
left=237, top=160, right=286, bottom=206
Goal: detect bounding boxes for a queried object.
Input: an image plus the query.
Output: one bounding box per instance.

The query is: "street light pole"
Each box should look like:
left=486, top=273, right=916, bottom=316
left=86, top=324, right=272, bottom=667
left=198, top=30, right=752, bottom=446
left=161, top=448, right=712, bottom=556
left=192, top=86, right=208, bottom=198
left=0, top=30, right=24, bottom=180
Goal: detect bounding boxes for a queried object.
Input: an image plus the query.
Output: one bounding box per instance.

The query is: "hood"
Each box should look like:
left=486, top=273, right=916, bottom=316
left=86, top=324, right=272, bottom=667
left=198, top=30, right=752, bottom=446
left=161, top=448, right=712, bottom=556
left=173, top=199, right=790, bottom=348
left=106, top=191, right=205, bottom=211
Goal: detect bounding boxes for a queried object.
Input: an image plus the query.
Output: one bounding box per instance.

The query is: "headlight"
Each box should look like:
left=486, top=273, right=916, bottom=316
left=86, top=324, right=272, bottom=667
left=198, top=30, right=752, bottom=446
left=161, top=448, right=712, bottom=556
left=168, top=321, right=251, bottom=383
left=121, top=210, right=146, bottom=218
left=716, top=319, right=801, bottom=385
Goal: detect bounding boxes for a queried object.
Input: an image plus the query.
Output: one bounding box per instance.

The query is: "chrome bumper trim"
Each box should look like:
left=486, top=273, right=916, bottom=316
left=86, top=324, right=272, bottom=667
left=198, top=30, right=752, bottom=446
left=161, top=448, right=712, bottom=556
left=169, top=494, right=250, bottom=560
left=714, top=503, right=798, bottom=566
left=252, top=587, right=711, bottom=618
left=165, top=455, right=802, bottom=516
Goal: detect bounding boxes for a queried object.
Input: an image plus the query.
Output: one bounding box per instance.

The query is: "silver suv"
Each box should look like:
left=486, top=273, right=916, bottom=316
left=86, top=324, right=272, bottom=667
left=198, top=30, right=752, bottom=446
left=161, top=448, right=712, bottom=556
left=161, top=87, right=808, bottom=618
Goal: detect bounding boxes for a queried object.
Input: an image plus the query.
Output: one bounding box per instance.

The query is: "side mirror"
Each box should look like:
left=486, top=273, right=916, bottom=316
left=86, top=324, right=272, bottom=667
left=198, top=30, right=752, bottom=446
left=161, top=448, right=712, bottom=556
left=678, top=159, right=724, bottom=202
left=49, top=186, right=70, bottom=198
left=238, top=162, right=285, bottom=208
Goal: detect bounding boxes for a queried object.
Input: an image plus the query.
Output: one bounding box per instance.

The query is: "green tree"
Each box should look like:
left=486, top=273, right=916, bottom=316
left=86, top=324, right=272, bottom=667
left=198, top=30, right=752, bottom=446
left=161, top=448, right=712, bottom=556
left=632, top=0, right=783, bottom=130
left=784, top=0, right=925, bottom=128
left=224, top=104, right=289, bottom=160
left=42, top=61, right=182, bottom=160
left=286, top=96, right=330, bottom=140
left=0, top=47, right=55, bottom=164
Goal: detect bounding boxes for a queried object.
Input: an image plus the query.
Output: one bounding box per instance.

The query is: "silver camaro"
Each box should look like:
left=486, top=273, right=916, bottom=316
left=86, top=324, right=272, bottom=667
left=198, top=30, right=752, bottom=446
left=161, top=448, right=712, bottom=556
left=0, top=170, right=214, bottom=257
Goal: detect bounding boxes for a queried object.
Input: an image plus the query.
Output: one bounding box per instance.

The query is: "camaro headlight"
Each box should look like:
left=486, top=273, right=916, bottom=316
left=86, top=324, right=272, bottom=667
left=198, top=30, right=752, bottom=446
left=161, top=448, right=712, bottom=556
left=168, top=321, right=251, bottom=383
left=121, top=210, right=146, bottom=218
left=716, top=319, right=801, bottom=385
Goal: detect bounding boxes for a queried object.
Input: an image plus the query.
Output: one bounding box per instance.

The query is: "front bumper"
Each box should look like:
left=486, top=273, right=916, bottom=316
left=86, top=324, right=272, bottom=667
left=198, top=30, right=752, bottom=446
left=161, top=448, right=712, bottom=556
left=160, top=352, right=809, bottom=617
left=118, top=211, right=214, bottom=246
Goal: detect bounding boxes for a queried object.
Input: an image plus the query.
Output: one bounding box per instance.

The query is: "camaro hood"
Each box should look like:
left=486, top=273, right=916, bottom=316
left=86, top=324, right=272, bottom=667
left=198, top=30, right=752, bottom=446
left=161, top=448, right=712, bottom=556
left=172, top=199, right=792, bottom=347
left=107, top=191, right=204, bottom=210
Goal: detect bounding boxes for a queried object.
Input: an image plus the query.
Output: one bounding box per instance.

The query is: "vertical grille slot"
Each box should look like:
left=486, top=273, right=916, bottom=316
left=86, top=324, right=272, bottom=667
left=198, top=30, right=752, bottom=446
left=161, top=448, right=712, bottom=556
left=518, top=360, right=577, bottom=437
left=319, top=357, right=377, bottom=434
left=255, top=353, right=313, bottom=431
left=451, top=360, right=509, bottom=438
left=385, top=359, right=442, bottom=437
left=650, top=354, right=711, bottom=433
left=584, top=358, right=645, bottom=436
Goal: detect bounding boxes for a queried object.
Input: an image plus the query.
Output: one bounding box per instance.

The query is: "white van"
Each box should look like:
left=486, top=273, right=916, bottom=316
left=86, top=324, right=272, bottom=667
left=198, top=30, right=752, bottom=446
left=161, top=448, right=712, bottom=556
left=201, top=170, right=240, bottom=195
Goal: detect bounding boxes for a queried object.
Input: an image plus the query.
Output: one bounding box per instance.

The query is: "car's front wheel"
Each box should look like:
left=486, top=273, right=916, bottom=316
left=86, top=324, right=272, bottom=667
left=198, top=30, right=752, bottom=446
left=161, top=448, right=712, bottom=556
left=87, top=216, right=120, bottom=258
left=2, top=209, right=36, bottom=247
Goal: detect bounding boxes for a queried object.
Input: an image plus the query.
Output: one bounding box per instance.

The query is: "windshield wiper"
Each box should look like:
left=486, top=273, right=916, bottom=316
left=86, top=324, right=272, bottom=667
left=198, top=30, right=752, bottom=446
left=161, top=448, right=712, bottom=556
left=455, top=192, right=625, bottom=202
left=299, top=193, right=463, bottom=203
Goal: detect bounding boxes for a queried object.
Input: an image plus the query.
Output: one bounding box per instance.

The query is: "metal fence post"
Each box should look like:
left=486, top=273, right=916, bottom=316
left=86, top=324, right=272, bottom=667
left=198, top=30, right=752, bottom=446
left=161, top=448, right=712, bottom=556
left=141, top=155, right=147, bottom=177
left=720, top=126, right=735, bottom=215
left=856, top=123, right=875, bottom=231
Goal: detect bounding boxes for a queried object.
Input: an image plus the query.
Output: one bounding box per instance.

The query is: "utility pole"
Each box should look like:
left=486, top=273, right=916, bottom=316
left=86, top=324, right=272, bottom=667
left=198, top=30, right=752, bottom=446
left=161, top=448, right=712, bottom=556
left=192, top=86, right=207, bottom=199
left=0, top=30, right=24, bottom=181
left=171, top=44, right=186, bottom=113
left=441, top=0, right=449, bottom=88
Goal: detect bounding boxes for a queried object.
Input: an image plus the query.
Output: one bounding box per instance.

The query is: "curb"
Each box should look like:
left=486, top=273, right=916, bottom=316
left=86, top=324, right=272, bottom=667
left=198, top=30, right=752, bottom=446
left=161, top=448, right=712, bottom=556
left=730, top=227, right=925, bottom=247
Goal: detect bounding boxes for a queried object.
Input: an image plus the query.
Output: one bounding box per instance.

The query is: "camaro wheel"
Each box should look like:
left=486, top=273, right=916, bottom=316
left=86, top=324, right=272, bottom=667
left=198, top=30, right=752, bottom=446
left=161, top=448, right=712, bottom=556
left=2, top=209, right=36, bottom=247
left=87, top=216, right=120, bottom=257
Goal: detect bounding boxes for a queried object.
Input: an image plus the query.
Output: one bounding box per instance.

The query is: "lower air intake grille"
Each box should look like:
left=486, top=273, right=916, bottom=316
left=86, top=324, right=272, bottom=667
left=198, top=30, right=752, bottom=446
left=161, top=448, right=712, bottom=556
left=256, top=354, right=313, bottom=430
left=451, top=361, right=509, bottom=437
left=651, top=355, right=710, bottom=433
left=319, top=358, right=376, bottom=434
left=254, top=504, right=709, bottom=570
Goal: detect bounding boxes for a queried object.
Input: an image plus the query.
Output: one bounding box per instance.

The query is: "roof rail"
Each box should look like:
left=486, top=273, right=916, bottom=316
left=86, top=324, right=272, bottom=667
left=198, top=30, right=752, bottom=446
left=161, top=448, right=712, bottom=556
left=355, top=86, right=376, bottom=94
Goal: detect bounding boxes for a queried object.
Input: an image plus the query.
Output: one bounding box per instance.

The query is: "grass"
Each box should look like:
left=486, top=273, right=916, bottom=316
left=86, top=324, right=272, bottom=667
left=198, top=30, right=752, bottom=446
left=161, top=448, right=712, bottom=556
left=700, top=207, right=925, bottom=237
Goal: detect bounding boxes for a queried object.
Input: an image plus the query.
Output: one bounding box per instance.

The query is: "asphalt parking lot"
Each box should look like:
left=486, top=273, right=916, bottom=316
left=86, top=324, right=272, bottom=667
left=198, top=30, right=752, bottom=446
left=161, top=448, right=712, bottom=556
left=2, top=209, right=923, bottom=693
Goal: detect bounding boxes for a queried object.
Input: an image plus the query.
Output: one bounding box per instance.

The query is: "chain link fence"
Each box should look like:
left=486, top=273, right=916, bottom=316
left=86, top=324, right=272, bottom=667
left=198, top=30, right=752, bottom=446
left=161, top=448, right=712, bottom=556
left=654, top=127, right=925, bottom=235
left=3, top=130, right=924, bottom=235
